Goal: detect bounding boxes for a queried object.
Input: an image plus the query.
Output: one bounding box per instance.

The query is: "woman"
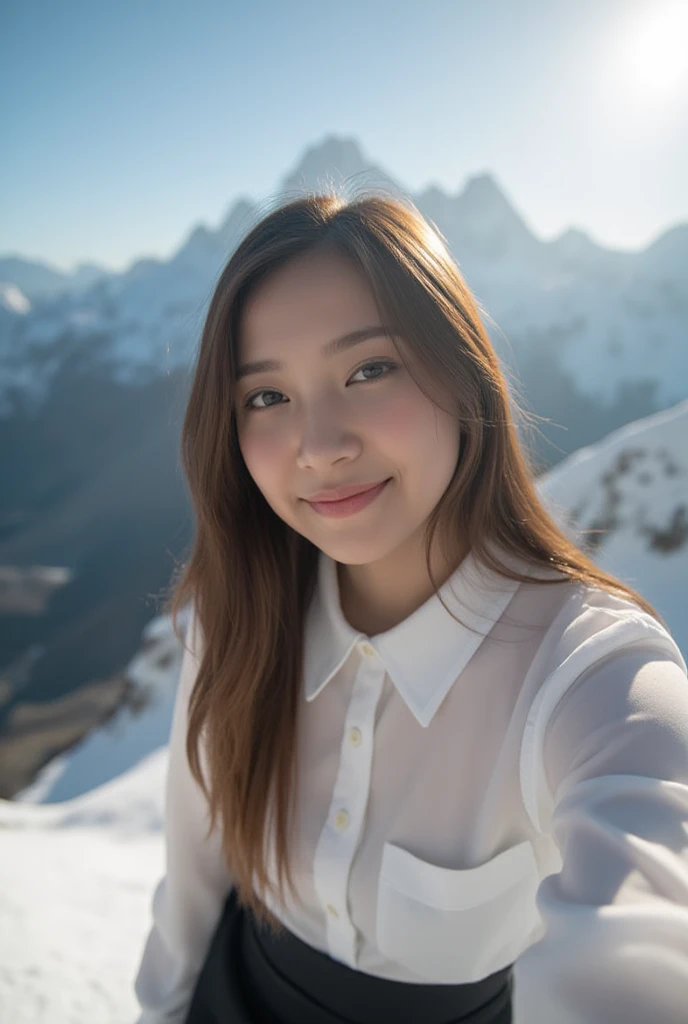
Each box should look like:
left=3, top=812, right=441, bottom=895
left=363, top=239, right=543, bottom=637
left=133, top=192, right=688, bottom=1023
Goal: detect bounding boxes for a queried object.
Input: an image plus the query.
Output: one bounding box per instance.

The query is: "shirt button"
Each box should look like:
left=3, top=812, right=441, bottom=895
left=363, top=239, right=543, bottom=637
left=349, top=727, right=362, bottom=747
left=326, top=903, right=339, bottom=918
left=359, top=641, right=376, bottom=658
left=334, top=809, right=349, bottom=831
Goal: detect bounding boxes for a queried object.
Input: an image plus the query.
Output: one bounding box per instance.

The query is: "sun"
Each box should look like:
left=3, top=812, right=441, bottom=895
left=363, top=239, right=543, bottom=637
left=617, top=1, right=688, bottom=98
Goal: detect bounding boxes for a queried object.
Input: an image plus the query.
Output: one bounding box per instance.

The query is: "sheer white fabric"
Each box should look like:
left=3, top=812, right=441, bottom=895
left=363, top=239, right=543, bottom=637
left=133, top=546, right=688, bottom=1023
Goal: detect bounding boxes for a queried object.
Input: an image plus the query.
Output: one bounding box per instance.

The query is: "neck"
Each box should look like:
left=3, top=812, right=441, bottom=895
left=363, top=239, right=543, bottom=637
left=336, top=528, right=469, bottom=637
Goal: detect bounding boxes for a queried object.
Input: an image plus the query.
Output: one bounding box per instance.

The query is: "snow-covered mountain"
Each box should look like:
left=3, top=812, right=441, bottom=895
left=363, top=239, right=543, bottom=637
left=0, top=282, right=32, bottom=315
left=537, top=398, right=688, bottom=656
left=1, top=136, right=685, bottom=413
left=0, top=198, right=258, bottom=409
left=14, top=604, right=191, bottom=805
left=0, top=256, right=110, bottom=305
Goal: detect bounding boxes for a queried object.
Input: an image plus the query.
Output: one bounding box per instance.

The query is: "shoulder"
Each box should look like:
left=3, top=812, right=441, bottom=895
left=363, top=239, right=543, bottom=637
left=519, top=579, right=687, bottom=830
left=535, top=578, right=685, bottom=678
left=524, top=580, right=686, bottom=739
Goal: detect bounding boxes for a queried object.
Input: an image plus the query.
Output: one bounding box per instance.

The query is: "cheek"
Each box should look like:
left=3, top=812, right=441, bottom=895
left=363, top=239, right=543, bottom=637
left=372, top=390, right=458, bottom=460
left=362, top=390, right=427, bottom=447
left=238, top=423, right=287, bottom=493
left=405, top=404, right=459, bottom=496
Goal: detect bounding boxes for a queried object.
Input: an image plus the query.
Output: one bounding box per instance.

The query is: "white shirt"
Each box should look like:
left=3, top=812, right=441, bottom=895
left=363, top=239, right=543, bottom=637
left=133, top=544, right=688, bottom=1023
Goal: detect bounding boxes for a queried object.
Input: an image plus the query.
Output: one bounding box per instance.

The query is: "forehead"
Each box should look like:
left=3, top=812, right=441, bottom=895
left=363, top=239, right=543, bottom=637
left=238, top=249, right=382, bottom=354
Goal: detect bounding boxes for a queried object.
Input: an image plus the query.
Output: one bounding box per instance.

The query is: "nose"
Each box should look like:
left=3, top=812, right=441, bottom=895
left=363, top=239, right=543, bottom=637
left=295, top=393, right=362, bottom=471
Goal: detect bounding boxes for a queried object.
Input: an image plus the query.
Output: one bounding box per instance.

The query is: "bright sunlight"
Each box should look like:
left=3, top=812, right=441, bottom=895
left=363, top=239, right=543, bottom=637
left=616, top=1, right=688, bottom=99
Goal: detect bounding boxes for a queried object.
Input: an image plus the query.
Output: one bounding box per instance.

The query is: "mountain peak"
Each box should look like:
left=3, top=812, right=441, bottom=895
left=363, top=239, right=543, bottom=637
left=278, top=134, right=400, bottom=198
left=459, top=173, right=516, bottom=214
left=444, top=171, right=537, bottom=259
left=551, top=227, right=600, bottom=259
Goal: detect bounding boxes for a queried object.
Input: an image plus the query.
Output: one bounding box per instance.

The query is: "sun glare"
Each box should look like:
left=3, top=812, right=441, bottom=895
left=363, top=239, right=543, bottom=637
left=617, top=1, right=688, bottom=98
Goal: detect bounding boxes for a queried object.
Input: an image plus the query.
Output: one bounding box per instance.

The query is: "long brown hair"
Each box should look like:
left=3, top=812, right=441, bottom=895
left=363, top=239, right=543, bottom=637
left=166, top=188, right=663, bottom=931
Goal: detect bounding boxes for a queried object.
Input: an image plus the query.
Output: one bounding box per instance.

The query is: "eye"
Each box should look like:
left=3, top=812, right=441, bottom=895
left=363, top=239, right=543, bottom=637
left=242, top=360, right=398, bottom=412
left=348, top=359, right=398, bottom=384
left=243, top=388, right=284, bottom=411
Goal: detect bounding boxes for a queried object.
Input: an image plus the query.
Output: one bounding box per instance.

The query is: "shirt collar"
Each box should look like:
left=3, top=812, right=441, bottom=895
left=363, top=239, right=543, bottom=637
left=303, top=541, right=538, bottom=727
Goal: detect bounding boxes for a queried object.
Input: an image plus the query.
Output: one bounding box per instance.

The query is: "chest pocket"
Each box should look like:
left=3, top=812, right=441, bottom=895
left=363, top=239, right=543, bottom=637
left=376, top=838, right=543, bottom=984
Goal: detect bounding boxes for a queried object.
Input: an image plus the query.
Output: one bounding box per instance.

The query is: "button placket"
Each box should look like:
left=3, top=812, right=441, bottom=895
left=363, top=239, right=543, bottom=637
left=312, top=653, right=385, bottom=968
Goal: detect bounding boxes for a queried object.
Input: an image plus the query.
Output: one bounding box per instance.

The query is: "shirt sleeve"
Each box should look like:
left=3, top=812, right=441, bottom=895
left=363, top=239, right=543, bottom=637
left=133, top=607, right=233, bottom=1024
left=513, top=646, right=688, bottom=1024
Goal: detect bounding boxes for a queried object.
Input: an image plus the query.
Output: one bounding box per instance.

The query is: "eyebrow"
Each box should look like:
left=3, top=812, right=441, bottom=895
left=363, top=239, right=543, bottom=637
left=236, top=325, right=394, bottom=381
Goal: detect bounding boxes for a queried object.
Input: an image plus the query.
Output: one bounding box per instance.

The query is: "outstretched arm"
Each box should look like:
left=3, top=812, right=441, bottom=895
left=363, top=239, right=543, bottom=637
left=514, top=647, right=688, bottom=1023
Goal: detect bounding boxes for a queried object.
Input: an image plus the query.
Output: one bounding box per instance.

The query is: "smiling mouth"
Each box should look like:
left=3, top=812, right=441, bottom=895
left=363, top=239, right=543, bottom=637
left=306, top=480, right=390, bottom=504
left=304, top=478, right=392, bottom=517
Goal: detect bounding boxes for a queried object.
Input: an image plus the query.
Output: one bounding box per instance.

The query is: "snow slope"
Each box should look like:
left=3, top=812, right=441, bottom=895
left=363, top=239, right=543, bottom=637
left=0, top=752, right=167, bottom=1024
left=537, top=397, right=688, bottom=655
left=14, top=605, right=191, bottom=805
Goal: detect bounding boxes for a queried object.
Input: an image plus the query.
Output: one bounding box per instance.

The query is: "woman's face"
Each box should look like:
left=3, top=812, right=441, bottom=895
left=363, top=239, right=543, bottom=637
left=234, top=248, right=460, bottom=567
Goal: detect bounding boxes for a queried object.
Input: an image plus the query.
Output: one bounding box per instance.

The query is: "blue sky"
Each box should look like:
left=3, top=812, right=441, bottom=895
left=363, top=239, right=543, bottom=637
left=3, top=0, right=687, bottom=271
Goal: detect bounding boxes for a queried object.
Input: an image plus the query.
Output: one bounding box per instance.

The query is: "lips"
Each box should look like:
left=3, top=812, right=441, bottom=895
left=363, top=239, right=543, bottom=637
left=306, top=478, right=391, bottom=518
left=305, top=479, right=390, bottom=503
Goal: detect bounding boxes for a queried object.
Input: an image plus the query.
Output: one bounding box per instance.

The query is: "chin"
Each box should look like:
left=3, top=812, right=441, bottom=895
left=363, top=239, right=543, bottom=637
left=313, top=531, right=408, bottom=567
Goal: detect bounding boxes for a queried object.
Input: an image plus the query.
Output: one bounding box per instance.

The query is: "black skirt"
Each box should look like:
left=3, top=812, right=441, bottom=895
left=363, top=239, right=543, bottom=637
left=185, top=889, right=513, bottom=1024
